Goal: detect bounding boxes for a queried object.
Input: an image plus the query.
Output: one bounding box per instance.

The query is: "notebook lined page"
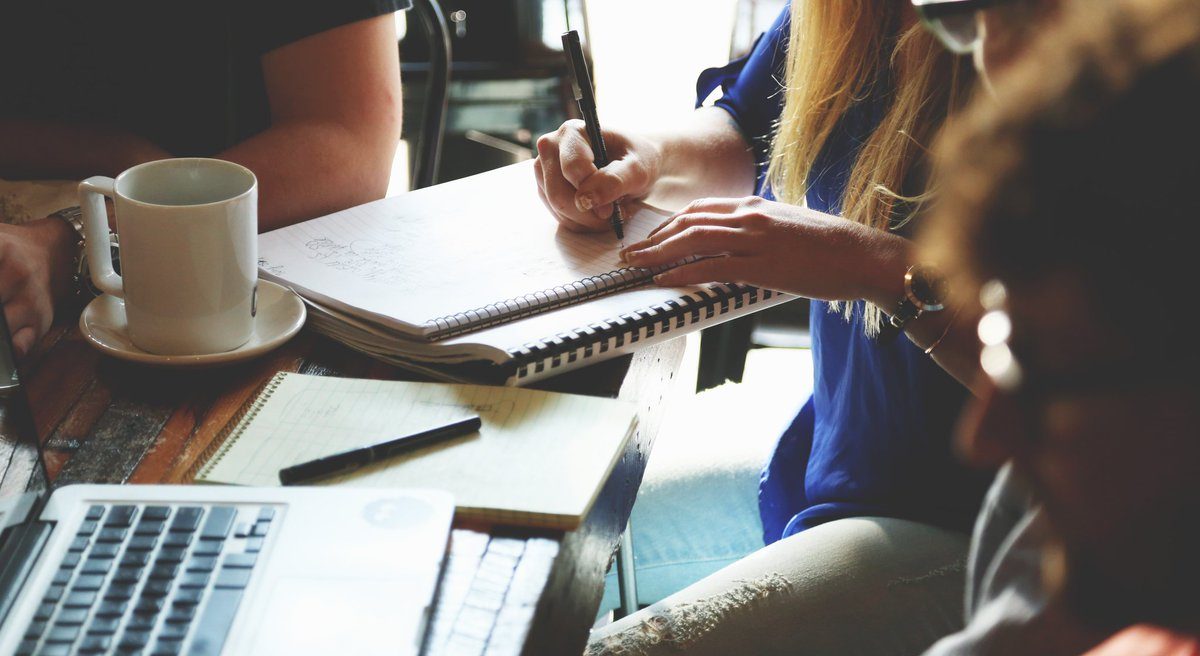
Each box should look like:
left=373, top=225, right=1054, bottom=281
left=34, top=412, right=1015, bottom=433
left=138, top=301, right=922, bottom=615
left=196, top=373, right=637, bottom=528
left=258, top=162, right=671, bottom=339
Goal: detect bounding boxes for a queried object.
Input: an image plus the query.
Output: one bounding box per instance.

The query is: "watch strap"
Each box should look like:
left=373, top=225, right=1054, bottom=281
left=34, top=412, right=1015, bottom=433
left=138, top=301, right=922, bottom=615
left=888, top=297, right=923, bottom=331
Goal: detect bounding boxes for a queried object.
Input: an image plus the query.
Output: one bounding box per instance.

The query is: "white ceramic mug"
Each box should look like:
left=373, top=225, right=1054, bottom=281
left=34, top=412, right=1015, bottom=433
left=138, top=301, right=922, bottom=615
left=79, top=158, right=258, bottom=356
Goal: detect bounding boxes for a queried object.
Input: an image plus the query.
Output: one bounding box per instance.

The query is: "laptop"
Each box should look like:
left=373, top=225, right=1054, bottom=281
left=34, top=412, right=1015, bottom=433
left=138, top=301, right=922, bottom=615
left=0, top=312, right=454, bottom=656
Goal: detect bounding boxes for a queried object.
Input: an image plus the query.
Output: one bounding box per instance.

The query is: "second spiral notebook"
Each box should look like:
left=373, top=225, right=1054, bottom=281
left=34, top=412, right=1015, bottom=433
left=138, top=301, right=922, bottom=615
left=258, top=162, right=792, bottom=385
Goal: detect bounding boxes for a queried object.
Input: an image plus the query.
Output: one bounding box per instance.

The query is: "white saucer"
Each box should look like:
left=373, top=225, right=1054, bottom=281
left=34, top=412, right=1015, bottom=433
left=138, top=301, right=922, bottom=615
left=80, top=280, right=307, bottom=367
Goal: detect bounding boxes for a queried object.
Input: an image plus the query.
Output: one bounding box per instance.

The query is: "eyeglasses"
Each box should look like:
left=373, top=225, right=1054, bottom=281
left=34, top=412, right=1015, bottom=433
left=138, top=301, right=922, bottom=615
left=912, top=0, right=1014, bottom=55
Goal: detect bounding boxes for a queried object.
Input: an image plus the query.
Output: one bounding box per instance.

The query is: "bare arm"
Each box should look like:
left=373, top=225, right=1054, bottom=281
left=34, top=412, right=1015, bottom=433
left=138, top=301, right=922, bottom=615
left=0, top=119, right=169, bottom=180
left=645, top=107, right=757, bottom=209
left=218, top=14, right=402, bottom=231
left=0, top=14, right=401, bottom=232
left=617, top=196, right=985, bottom=394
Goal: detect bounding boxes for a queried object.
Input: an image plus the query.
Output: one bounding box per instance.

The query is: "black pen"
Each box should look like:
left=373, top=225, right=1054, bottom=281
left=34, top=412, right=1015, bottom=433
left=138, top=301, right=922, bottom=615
left=279, top=415, right=482, bottom=485
left=562, top=29, right=625, bottom=240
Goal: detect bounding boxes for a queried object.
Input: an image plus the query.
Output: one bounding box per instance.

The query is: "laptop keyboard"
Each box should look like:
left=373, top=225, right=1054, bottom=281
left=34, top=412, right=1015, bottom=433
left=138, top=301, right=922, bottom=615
left=17, top=503, right=275, bottom=656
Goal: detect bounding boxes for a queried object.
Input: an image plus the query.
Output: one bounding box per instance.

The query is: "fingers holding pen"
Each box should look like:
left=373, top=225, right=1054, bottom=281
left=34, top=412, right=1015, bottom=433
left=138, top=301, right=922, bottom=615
left=536, top=124, right=608, bottom=232
left=535, top=160, right=595, bottom=233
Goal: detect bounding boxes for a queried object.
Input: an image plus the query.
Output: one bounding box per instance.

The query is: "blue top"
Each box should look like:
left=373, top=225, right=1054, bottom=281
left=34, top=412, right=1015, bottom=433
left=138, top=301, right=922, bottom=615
left=697, top=7, right=987, bottom=544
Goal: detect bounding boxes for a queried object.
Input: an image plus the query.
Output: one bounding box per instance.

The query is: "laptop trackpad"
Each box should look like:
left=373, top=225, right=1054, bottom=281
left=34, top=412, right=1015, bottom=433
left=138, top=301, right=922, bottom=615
left=250, top=577, right=426, bottom=656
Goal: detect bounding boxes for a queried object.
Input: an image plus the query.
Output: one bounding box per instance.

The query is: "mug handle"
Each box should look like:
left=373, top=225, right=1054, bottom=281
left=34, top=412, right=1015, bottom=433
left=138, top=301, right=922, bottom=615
left=78, top=176, right=123, bottom=298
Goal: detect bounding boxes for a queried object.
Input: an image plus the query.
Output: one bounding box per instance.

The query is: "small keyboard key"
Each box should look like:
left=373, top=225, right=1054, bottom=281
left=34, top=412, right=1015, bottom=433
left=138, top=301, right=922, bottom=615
left=64, top=591, right=97, bottom=607
left=251, top=522, right=270, bottom=537
left=56, top=608, right=88, bottom=625
left=121, top=550, right=152, bottom=568
left=42, top=584, right=65, bottom=601
left=104, top=505, right=136, bottom=528
left=163, top=533, right=192, bottom=549
left=157, top=547, right=187, bottom=564
left=46, top=624, right=80, bottom=643
left=135, top=597, right=166, bottom=615
left=40, top=644, right=71, bottom=656
left=256, top=507, right=275, bottom=522
left=69, top=536, right=90, bottom=552
left=172, top=588, right=203, bottom=605
left=52, top=568, right=73, bottom=586
left=193, top=539, right=222, bottom=556
left=97, top=527, right=127, bottom=543
left=60, top=553, right=81, bottom=569
left=127, top=613, right=157, bottom=630
left=89, top=617, right=120, bottom=634
left=24, top=620, right=46, bottom=639
left=234, top=522, right=252, bottom=538
left=72, top=575, right=105, bottom=591
left=244, top=537, right=264, bottom=553
left=76, top=521, right=98, bottom=537
left=143, top=580, right=173, bottom=597
left=180, top=572, right=210, bottom=589
left=90, top=543, right=120, bottom=559
left=160, top=622, right=190, bottom=639
left=34, top=601, right=55, bottom=621
left=112, top=567, right=143, bottom=584
left=170, top=507, right=203, bottom=533
left=222, top=553, right=257, bottom=569
left=186, top=556, right=217, bottom=573
left=79, top=634, right=112, bottom=653
left=142, top=506, right=171, bottom=521
left=104, top=584, right=136, bottom=601
left=127, top=535, right=158, bottom=552
left=15, top=639, right=38, bottom=655
left=165, top=604, right=196, bottom=623
left=81, top=558, right=114, bottom=575
left=119, top=631, right=151, bottom=650
left=152, top=640, right=184, bottom=656
left=150, top=563, right=180, bottom=580
left=215, top=567, right=252, bottom=590
left=200, top=506, right=236, bottom=540
left=135, top=519, right=167, bottom=536
left=95, top=601, right=128, bottom=618
left=85, top=506, right=105, bottom=521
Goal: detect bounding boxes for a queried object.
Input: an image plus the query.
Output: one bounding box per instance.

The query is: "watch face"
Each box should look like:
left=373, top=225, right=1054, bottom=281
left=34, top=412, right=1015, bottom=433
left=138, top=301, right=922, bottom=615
left=909, top=265, right=949, bottom=310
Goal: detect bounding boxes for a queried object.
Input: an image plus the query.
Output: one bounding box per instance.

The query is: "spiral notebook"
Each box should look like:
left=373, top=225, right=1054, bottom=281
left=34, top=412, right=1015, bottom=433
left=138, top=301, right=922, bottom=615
left=192, top=372, right=638, bottom=530
left=258, top=162, right=792, bottom=384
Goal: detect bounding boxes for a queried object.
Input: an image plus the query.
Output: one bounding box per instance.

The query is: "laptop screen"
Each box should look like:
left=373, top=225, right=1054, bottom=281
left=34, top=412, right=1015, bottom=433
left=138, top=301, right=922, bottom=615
left=0, top=311, right=50, bottom=533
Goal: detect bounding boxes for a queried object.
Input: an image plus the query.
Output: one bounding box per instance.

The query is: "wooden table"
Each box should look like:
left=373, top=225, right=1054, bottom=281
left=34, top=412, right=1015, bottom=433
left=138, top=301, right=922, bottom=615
left=21, top=320, right=685, bottom=656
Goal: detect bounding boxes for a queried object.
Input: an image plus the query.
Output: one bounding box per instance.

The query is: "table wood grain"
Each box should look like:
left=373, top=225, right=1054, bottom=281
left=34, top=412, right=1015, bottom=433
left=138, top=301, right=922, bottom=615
left=21, top=321, right=685, bottom=656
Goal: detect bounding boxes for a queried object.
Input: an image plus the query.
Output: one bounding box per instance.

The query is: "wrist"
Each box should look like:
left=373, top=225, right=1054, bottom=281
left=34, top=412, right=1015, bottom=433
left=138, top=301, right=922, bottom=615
left=28, top=216, right=78, bottom=304
left=857, top=230, right=912, bottom=308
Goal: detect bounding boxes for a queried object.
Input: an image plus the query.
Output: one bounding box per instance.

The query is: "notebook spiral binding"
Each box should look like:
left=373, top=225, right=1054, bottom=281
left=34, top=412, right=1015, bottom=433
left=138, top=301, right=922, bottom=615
left=509, top=283, right=777, bottom=380
left=186, top=372, right=288, bottom=482
left=423, top=260, right=694, bottom=341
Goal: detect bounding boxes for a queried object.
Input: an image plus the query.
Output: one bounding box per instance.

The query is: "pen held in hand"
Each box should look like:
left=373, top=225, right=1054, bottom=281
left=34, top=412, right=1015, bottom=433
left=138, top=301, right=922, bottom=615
left=279, top=415, right=482, bottom=485
left=562, top=29, right=624, bottom=241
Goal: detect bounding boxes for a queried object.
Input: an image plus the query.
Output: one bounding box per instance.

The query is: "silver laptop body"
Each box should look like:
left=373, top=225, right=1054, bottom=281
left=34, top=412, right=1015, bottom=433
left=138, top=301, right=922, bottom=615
left=0, top=312, right=454, bottom=656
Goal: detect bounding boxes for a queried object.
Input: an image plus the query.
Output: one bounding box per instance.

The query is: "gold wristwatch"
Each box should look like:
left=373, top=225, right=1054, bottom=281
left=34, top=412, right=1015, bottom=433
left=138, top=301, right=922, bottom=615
left=887, top=263, right=949, bottom=331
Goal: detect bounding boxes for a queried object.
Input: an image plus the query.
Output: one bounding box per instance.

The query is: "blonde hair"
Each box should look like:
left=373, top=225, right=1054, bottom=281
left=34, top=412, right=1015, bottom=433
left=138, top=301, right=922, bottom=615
left=766, top=1, right=974, bottom=335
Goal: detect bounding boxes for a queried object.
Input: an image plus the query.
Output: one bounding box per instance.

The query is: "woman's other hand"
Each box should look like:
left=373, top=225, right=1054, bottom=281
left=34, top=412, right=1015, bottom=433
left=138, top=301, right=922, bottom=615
left=534, top=120, right=662, bottom=232
left=619, top=196, right=909, bottom=304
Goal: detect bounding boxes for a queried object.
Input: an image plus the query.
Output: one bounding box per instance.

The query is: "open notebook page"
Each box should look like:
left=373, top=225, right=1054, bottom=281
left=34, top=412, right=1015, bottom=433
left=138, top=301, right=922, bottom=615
left=258, top=162, right=671, bottom=339
left=196, top=373, right=637, bottom=528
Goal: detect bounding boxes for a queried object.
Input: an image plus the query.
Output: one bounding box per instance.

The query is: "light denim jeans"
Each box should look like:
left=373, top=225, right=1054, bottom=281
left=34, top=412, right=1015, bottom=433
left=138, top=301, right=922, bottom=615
left=588, top=517, right=970, bottom=656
